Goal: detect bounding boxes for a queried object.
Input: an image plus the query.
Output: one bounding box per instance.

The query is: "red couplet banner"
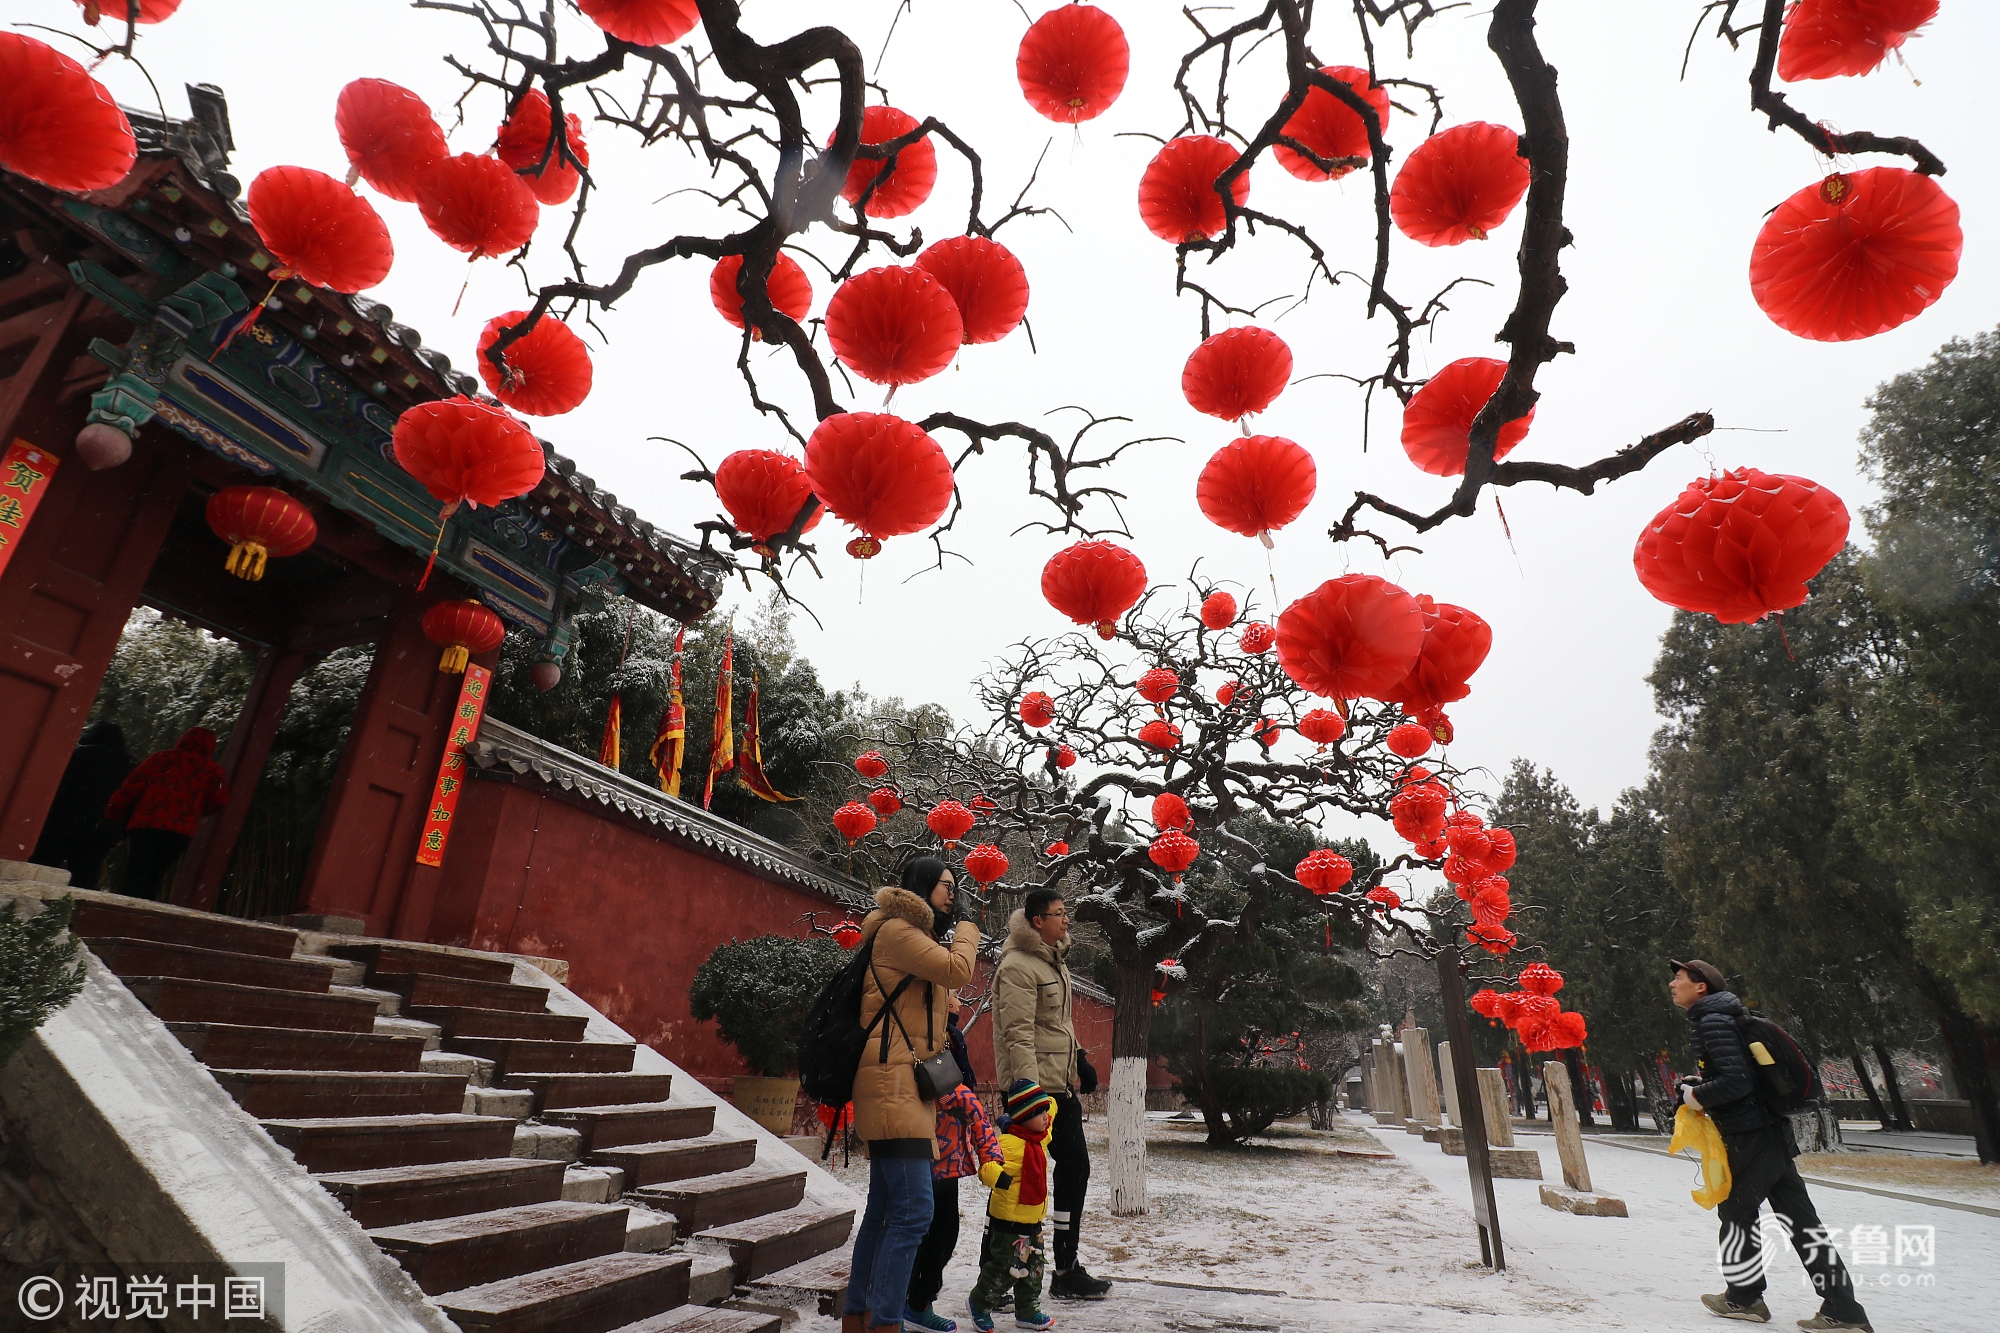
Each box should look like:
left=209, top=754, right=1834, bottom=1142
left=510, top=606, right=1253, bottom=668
left=416, top=662, right=491, bottom=867
left=0, top=439, right=60, bottom=580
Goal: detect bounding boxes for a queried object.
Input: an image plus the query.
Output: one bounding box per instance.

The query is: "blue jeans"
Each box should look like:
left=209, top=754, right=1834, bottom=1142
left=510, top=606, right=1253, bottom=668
left=846, top=1154, right=938, bottom=1325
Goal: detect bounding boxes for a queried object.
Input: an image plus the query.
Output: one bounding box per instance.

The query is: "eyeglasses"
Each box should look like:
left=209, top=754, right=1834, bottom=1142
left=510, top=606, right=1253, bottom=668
left=1037, top=908, right=1070, bottom=920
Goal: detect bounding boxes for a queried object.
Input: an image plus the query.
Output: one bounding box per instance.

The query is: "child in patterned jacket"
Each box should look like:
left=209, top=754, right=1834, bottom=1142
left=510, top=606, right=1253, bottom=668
left=904, top=1014, right=1001, bottom=1333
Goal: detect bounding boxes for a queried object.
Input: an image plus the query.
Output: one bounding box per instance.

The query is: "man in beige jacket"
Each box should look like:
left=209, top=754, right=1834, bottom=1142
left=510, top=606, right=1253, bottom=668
left=992, top=888, right=1111, bottom=1300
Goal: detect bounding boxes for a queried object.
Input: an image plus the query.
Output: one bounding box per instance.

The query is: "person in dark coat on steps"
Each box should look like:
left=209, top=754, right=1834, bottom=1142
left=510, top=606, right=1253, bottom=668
left=103, top=726, right=229, bottom=901
left=1671, top=959, right=1871, bottom=1332
left=29, top=721, right=133, bottom=889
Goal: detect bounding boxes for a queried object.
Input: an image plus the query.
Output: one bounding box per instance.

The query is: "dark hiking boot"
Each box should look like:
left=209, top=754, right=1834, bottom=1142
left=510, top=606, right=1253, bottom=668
left=1796, top=1315, right=1873, bottom=1332
left=1702, top=1293, right=1772, bottom=1322
left=1049, top=1267, right=1112, bottom=1301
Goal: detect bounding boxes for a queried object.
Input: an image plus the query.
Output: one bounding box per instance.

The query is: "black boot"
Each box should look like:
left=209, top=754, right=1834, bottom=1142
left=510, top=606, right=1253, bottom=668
left=1049, top=1266, right=1112, bottom=1301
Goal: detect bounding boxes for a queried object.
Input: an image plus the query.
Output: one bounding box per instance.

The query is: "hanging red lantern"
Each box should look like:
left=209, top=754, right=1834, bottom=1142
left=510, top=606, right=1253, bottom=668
left=1200, top=590, right=1238, bottom=630
left=1518, top=962, right=1564, bottom=997
left=1017, top=3, right=1130, bottom=123
left=1047, top=840, right=1071, bottom=857
left=205, top=486, right=317, bottom=581
left=1239, top=622, right=1276, bottom=654
left=1181, top=327, right=1293, bottom=423
left=1196, top=435, right=1316, bottom=547
left=73, top=0, right=181, bottom=22
left=1777, top=0, right=1937, bottom=81
left=1042, top=540, right=1148, bottom=639
left=963, top=844, right=1010, bottom=886
left=1749, top=169, right=1961, bottom=343
left=914, top=236, right=1029, bottom=345
left=832, top=801, right=878, bottom=845
left=1019, top=691, right=1056, bottom=728
left=714, top=449, right=821, bottom=556
left=1215, top=679, right=1239, bottom=706
left=1386, top=722, right=1432, bottom=759
left=1297, top=849, right=1353, bottom=895
left=1469, top=924, right=1517, bottom=956
left=1138, top=719, right=1181, bottom=750
left=866, top=787, right=903, bottom=817
left=1484, top=828, right=1517, bottom=873
left=1298, top=708, right=1345, bottom=747
left=825, top=266, right=964, bottom=388
left=971, top=794, right=998, bottom=816
left=1274, top=65, right=1390, bottom=182
left=926, top=800, right=976, bottom=848
left=1136, top=667, right=1180, bottom=706
left=1365, top=885, right=1401, bottom=911
left=578, top=0, right=699, bottom=43
left=710, top=253, right=814, bottom=334
left=1410, top=830, right=1449, bottom=860
left=1401, top=358, right=1534, bottom=477
left=336, top=79, right=447, bottom=204
left=1471, top=881, right=1511, bottom=928
left=475, top=311, right=593, bottom=416
left=803, top=412, right=955, bottom=559
left=1254, top=717, right=1280, bottom=748
left=832, top=920, right=864, bottom=949
left=837, top=105, right=937, bottom=219
left=421, top=599, right=506, bottom=673
left=1386, top=595, right=1493, bottom=714
left=1050, top=744, right=1077, bottom=769
left=1544, top=1011, right=1588, bottom=1049
left=245, top=167, right=394, bottom=293
left=854, top=751, right=890, bottom=780
left=1633, top=466, right=1850, bottom=624
left=1276, top=574, right=1426, bottom=703
left=1148, top=828, right=1200, bottom=880
left=1152, top=792, right=1191, bottom=831
left=495, top=89, right=589, bottom=205
left=393, top=397, right=546, bottom=511
left=1389, top=122, right=1530, bottom=247
left=0, top=33, right=137, bottom=194
left=1391, top=780, right=1449, bottom=845
left=1137, top=136, right=1249, bottom=243
left=1469, top=989, right=1504, bottom=1019
left=418, top=153, right=541, bottom=259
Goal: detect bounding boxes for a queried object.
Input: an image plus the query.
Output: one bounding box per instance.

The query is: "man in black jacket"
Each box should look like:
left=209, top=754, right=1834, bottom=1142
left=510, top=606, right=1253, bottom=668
left=1671, top=960, right=1871, bottom=1331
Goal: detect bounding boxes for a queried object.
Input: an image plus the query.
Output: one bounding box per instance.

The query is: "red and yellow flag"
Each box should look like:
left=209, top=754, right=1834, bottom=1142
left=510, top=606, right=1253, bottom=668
left=702, top=631, right=735, bottom=809
left=737, top=674, right=798, bottom=803
left=597, top=693, right=622, bottom=770
left=649, top=626, right=686, bottom=797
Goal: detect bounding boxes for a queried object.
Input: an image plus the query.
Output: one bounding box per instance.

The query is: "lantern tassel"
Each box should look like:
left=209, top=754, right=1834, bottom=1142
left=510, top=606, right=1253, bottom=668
left=209, top=276, right=286, bottom=362
left=417, top=500, right=457, bottom=591
left=224, top=540, right=269, bottom=581
left=452, top=254, right=476, bottom=317
left=438, top=644, right=470, bottom=673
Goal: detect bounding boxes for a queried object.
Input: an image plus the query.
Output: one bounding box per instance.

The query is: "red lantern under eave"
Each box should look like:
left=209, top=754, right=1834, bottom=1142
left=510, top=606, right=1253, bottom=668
left=1749, top=169, right=1961, bottom=343
left=1197, top=436, right=1316, bottom=547
left=1200, top=590, right=1237, bottom=631
left=476, top=311, right=593, bottom=416
left=418, top=153, right=540, bottom=259
left=0, top=34, right=137, bottom=194
left=964, top=844, right=1009, bottom=886
left=1182, top=327, right=1293, bottom=424
left=1387, top=595, right=1493, bottom=714
left=1017, top=3, right=1130, bottom=124
left=1390, top=122, right=1530, bottom=247
left=1634, top=466, right=1851, bottom=624
left=1778, top=0, right=1937, bottom=81
left=833, top=801, right=878, bottom=845
left=926, top=800, right=976, bottom=848
left=1019, top=691, right=1056, bottom=729
left=715, top=450, right=821, bottom=556
left=1275, top=65, right=1390, bottom=182
left=578, top=0, right=700, bottom=45
left=914, top=236, right=1029, bottom=345
left=804, top=413, right=954, bottom=559
left=336, top=79, right=447, bottom=204
left=1277, top=574, right=1426, bottom=703
left=832, top=920, right=864, bottom=949
left=836, top=106, right=937, bottom=219
left=246, top=167, right=394, bottom=294
left=392, top=397, right=547, bottom=512
left=421, top=599, right=505, bottom=674
left=867, top=787, right=903, bottom=817
left=495, top=89, right=589, bottom=206
left=855, top=751, right=889, bottom=780
left=1138, top=136, right=1249, bottom=244
left=1148, top=828, right=1200, bottom=881
left=825, top=266, right=964, bottom=388
left=710, top=253, right=814, bottom=333
left=1299, top=709, right=1345, bottom=747
left=1043, top=541, right=1148, bottom=639
left=205, top=486, right=317, bottom=581
left=1401, top=358, right=1534, bottom=477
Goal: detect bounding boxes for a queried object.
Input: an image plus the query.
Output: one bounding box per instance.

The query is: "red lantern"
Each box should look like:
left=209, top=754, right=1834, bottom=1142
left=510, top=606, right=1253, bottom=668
left=73, top=0, right=181, bottom=22
left=1386, top=722, right=1432, bottom=759
left=246, top=167, right=394, bottom=294
left=1050, top=744, right=1077, bottom=769
left=1298, top=708, right=1345, bottom=747
left=1410, top=831, right=1448, bottom=860
left=867, top=787, right=903, bottom=817
left=832, top=920, right=864, bottom=949
left=1469, top=924, right=1517, bottom=956
left=1046, top=840, right=1071, bottom=857
left=971, top=794, right=998, bottom=816
left=205, top=486, right=317, bottom=581
left=1387, top=596, right=1493, bottom=714
left=963, top=844, right=1010, bottom=886
left=418, top=153, right=540, bottom=259
left=833, top=801, right=878, bottom=845
left=0, top=34, right=137, bottom=194
left=1020, top=691, right=1056, bottom=728
left=1389, top=122, right=1529, bottom=247
left=803, top=413, right=955, bottom=559
left=1391, top=780, right=1449, bottom=845
left=915, top=236, right=1029, bottom=345
left=1181, top=327, right=1293, bottom=423
left=1239, top=622, right=1275, bottom=654
left=714, top=450, right=821, bottom=556
left=577, top=0, right=699, bottom=42
left=1471, top=881, right=1511, bottom=928
left=825, top=266, right=963, bottom=388
left=1276, top=574, right=1426, bottom=703
left=1401, top=358, right=1534, bottom=477
left=1138, top=719, right=1181, bottom=750
left=393, top=397, right=546, bottom=511
left=1633, top=467, right=1850, bottom=624
left=710, top=253, right=814, bottom=334
left=1136, top=668, right=1180, bottom=706
left=1518, top=962, right=1564, bottom=997
left=475, top=311, right=593, bottom=416
left=855, top=751, right=890, bottom=780
left=421, top=599, right=506, bottom=673
left=1148, top=828, right=1200, bottom=880
left=1137, top=136, right=1249, bottom=243
left=1254, top=717, right=1280, bottom=749
left=1042, top=541, right=1148, bottom=639
left=1017, top=3, right=1130, bottom=124
left=1200, top=590, right=1238, bottom=630
left=1274, top=65, right=1390, bottom=182
left=926, top=800, right=976, bottom=848
left=1215, top=679, right=1239, bottom=706
left=1366, top=885, right=1401, bottom=911
left=1777, top=0, right=1937, bottom=81
left=336, top=79, right=447, bottom=204
left=1468, top=988, right=1503, bottom=1019
left=495, top=89, right=589, bottom=206
left=1196, top=435, right=1316, bottom=547
left=1484, top=828, right=1517, bottom=873
left=1297, top=849, right=1353, bottom=895
left=1152, top=792, right=1191, bottom=831
left=1749, top=169, right=1961, bottom=343
left=837, top=105, right=937, bottom=219
left=1544, top=1011, right=1588, bottom=1049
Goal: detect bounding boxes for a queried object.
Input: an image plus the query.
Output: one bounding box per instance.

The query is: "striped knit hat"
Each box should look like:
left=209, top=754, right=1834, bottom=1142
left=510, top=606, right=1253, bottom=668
left=1003, top=1078, right=1056, bottom=1124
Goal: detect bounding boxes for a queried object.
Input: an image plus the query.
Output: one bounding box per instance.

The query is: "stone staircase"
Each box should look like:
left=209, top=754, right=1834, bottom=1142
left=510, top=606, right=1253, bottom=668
left=32, top=888, right=853, bottom=1333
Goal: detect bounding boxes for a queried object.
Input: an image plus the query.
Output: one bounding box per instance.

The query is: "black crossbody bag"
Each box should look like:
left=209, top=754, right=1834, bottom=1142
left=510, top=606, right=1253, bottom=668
left=870, top=958, right=965, bottom=1101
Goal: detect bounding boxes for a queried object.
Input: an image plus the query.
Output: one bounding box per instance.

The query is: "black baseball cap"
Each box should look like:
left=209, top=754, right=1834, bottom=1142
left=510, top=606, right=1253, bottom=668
left=1669, top=959, right=1727, bottom=993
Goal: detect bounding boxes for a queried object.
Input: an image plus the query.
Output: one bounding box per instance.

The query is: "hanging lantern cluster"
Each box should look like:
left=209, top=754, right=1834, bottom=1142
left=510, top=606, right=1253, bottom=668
left=1017, top=3, right=1130, bottom=123
left=1401, top=357, right=1534, bottom=477
left=1138, top=136, right=1248, bottom=243
left=1274, top=65, right=1389, bottom=182
left=1633, top=467, right=1849, bottom=624
left=1390, top=765, right=1450, bottom=846
left=804, top=412, right=955, bottom=560
left=1480, top=961, right=1587, bottom=1051
left=205, top=486, right=318, bottom=582
left=475, top=311, right=593, bottom=416
left=1043, top=541, right=1147, bottom=639
left=714, top=449, right=821, bottom=558
left=1182, top=327, right=1292, bottom=423
left=421, top=599, right=506, bottom=674
left=0, top=33, right=138, bottom=194
left=1196, top=436, right=1316, bottom=548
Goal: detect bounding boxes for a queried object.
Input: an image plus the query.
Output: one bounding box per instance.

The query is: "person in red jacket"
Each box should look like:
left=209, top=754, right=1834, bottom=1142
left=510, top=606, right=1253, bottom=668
left=104, top=727, right=229, bottom=901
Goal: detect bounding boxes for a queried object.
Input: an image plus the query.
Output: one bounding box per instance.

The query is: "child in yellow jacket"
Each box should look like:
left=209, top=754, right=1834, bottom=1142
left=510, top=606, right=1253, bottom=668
left=967, top=1080, right=1057, bottom=1332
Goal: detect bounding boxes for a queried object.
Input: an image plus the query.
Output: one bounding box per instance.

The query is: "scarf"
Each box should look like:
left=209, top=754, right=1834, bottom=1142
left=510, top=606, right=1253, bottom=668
left=1012, top=1124, right=1049, bottom=1208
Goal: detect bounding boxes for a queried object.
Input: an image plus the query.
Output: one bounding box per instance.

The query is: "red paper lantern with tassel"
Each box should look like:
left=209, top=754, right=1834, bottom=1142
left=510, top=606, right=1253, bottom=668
left=824, top=266, right=964, bottom=387
left=1389, top=122, right=1529, bottom=247
left=867, top=787, right=903, bottom=817
left=1019, top=691, right=1056, bottom=728
left=854, top=751, right=890, bottom=780
left=1387, top=596, right=1493, bottom=714
left=1386, top=722, right=1432, bottom=759
left=0, top=33, right=137, bottom=194
left=475, top=311, right=593, bottom=416
left=1046, top=840, right=1071, bottom=856
left=1276, top=574, right=1426, bottom=703
left=1749, top=169, right=1960, bottom=342
left=1239, top=623, right=1276, bottom=654
left=1518, top=962, right=1564, bottom=996
left=926, top=800, right=976, bottom=848
left=417, top=153, right=540, bottom=259
left=1148, top=828, right=1200, bottom=880
left=392, top=398, right=546, bottom=511
left=494, top=89, right=589, bottom=205
left=1138, top=719, right=1181, bottom=750
left=837, top=106, right=937, bottom=219
left=1215, top=679, right=1239, bottom=706
left=1366, top=885, right=1401, bottom=910
left=205, top=486, right=317, bottom=581
left=963, top=844, right=1009, bottom=886
left=710, top=253, right=814, bottom=332
left=803, top=413, right=955, bottom=559
left=1152, top=792, right=1191, bottom=831
left=1401, top=358, right=1534, bottom=477
left=1042, top=541, right=1147, bottom=639
left=914, top=236, right=1029, bottom=344
left=1200, top=590, right=1238, bottom=630
left=1136, top=668, right=1180, bottom=706
left=1016, top=3, right=1130, bottom=123
left=1181, top=327, right=1292, bottom=423
left=1049, top=744, right=1077, bottom=769
left=1274, top=65, right=1389, bottom=182
left=1298, top=709, right=1345, bottom=747
left=1196, top=435, right=1316, bottom=546
left=246, top=167, right=394, bottom=293
left=832, top=801, right=878, bottom=845
left=1632, top=467, right=1850, bottom=624
left=832, top=920, right=864, bottom=949
left=714, top=450, right=821, bottom=556
left=1137, top=136, right=1248, bottom=243
left=335, top=78, right=446, bottom=203
left=421, top=599, right=506, bottom=673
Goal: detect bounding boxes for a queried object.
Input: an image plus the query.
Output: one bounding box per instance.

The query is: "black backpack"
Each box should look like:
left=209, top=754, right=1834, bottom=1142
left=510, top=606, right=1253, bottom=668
left=1735, top=1010, right=1822, bottom=1117
left=795, top=935, right=913, bottom=1109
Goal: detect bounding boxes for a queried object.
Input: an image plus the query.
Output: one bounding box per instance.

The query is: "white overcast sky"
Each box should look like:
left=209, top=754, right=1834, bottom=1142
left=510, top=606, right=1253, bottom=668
left=46, top=0, right=1999, bottom=818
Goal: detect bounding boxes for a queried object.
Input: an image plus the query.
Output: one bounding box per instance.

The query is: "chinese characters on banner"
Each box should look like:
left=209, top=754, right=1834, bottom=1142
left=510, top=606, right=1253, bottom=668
left=415, top=662, right=491, bottom=867
left=0, top=438, right=59, bottom=579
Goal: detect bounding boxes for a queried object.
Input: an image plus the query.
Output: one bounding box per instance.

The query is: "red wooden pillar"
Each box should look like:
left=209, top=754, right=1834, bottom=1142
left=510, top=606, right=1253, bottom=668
left=170, top=647, right=307, bottom=910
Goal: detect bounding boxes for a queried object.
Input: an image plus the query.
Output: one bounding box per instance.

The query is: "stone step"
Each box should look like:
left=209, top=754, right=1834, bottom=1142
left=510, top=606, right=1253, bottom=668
left=742, top=1251, right=851, bottom=1318
left=126, top=976, right=380, bottom=1032
left=260, top=1113, right=518, bottom=1173
left=166, top=1022, right=427, bottom=1071
left=540, top=1104, right=714, bottom=1153
left=628, top=1167, right=806, bottom=1235
left=332, top=984, right=402, bottom=1015
left=331, top=941, right=517, bottom=985
left=69, top=898, right=300, bottom=958
left=211, top=1069, right=468, bottom=1119
left=408, top=1005, right=589, bottom=1042
left=447, top=1037, right=637, bottom=1076
left=370, top=1200, right=630, bottom=1295
left=85, top=936, right=338, bottom=993
left=590, top=1132, right=748, bottom=1189
left=435, top=1252, right=691, bottom=1333
left=316, top=1158, right=567, bottom=1229
left=609, top=1307, right=781, bottom=1333
left=502, top=1073, right=674, bottom=1114
left=374, top=972, right=551, bottom=1015
left=691, top=1204, right=853, bottom=1283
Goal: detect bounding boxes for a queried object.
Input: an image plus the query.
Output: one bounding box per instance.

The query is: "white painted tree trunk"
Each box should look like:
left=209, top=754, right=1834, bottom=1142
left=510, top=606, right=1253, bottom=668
left=1107, top=1054, right=1149, bottom=1216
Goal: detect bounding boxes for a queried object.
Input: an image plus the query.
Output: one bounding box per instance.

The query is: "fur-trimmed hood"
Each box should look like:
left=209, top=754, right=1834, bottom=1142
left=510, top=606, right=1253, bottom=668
left=1003, top=907, right=1067, bottom=963
left=863, top=886, right=936, bottom=940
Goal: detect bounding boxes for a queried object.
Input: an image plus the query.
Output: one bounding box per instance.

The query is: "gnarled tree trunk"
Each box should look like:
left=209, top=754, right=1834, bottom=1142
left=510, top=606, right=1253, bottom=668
left=1107, top=962, right=1155, bottom=1216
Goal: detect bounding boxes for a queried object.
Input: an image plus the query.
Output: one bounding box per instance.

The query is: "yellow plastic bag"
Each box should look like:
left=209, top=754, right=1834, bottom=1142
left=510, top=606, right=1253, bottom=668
left=1669, top=1103, right=1733, bottom=1209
